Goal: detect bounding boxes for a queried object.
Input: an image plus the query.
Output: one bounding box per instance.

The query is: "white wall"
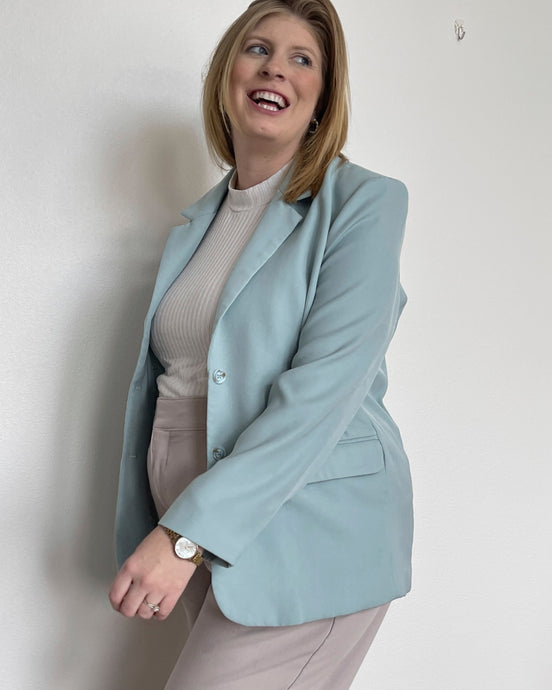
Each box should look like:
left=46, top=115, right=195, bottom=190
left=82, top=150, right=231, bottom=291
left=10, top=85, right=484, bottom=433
left=2, top=1, right=551, bottom=688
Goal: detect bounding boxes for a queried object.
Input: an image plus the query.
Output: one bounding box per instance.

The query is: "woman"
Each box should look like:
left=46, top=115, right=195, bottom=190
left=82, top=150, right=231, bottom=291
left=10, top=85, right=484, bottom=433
left=109, top=0, right=413, bottom=687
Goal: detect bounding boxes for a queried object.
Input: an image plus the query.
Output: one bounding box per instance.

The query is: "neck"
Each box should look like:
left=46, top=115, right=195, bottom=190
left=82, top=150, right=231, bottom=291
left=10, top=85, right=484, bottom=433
left=233, top=139, right=296, bottom=190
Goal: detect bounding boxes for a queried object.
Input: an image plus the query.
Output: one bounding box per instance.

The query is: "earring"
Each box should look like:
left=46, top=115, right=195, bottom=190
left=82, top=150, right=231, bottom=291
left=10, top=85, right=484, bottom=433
left=308, top=117, right=319, bottom=134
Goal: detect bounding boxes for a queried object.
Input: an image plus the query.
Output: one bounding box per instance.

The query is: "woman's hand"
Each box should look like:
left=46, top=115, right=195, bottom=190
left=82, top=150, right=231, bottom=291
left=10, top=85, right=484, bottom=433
left=109, top=526, right=197, bottom=621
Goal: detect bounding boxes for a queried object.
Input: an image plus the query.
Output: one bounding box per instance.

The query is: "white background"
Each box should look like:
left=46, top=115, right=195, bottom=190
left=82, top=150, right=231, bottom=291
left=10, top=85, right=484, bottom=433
left=2, top=1, right=551, bottom=688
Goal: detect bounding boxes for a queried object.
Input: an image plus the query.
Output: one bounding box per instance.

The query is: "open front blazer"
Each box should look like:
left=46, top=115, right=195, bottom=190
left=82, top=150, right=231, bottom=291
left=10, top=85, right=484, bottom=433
left=115, top=157, right=413, bottom=626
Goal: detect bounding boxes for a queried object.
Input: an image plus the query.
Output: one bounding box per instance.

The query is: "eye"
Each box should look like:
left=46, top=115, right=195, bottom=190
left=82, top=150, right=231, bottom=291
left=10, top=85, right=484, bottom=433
left=293, top=54, right=312, bottom=67
left=246, top=44, right=268, bottom=56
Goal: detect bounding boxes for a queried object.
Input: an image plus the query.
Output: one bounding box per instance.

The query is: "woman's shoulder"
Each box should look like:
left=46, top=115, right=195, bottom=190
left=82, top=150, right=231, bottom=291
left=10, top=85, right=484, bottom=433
left=320, top=157, right=408, bottom=214
left=326, top=157, right=407, bottom=196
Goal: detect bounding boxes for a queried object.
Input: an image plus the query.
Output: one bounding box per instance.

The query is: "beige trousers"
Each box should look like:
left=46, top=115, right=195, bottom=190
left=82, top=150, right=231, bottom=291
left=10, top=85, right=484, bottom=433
left=147, top=397, right=389, bottom=690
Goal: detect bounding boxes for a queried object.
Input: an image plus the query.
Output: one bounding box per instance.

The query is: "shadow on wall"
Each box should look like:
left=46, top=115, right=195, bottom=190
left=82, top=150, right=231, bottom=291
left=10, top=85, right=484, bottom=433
left=45, top=119, right=216, bottom=688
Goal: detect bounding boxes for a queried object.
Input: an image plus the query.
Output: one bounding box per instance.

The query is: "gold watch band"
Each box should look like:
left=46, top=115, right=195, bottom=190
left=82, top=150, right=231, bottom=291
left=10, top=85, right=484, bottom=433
left=161, top=526, right=204, bottom=566
left=189, top=551, right=204, bottom=567
left=162, top=527, right=181, bottom=546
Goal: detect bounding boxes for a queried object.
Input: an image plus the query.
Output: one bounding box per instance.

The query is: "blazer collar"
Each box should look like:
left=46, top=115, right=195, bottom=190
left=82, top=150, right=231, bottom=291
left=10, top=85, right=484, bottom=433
left=179, top=169, right=235, bottom=223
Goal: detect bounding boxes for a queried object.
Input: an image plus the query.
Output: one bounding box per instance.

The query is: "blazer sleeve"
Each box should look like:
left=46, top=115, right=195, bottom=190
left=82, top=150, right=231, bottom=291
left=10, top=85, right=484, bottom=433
left=159, top=175, right=408, bottom=566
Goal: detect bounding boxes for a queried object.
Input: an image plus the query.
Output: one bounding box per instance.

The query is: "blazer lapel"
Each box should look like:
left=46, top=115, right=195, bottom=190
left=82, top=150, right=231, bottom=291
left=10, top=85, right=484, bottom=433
left=144, top=172, right=232, bottom=323
left=212, top=194, right=306, bottom=330
left=145, top=167, right=311, bottom=339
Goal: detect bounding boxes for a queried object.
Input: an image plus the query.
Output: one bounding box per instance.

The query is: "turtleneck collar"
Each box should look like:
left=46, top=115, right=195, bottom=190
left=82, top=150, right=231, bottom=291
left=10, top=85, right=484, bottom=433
left=226, top=163, right=290, bottom=212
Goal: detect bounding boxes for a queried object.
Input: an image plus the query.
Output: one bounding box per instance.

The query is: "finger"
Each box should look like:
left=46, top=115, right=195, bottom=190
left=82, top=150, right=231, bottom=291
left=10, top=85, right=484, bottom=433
left=154, top=592, right=179, bottom=622
left=108, top=570, right=133, bottom=611
left=118, top=582, right=149, bottom=618
left=137, top=593, right=164, bottom=620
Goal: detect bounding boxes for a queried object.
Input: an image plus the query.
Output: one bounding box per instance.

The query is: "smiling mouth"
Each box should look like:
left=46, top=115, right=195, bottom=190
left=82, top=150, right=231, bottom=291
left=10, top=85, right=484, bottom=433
left=249, top=90, right=289, bottom=111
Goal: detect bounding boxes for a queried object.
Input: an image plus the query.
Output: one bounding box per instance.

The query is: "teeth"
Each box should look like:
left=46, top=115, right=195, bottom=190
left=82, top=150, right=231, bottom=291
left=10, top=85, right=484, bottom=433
left=250, top=90, right=287, bottom=109
left=257, top=102, right=279, bottom=111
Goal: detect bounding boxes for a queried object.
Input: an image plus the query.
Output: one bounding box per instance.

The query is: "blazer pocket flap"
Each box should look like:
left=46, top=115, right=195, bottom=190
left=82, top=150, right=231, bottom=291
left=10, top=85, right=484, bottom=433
left=307, top=438, right=384, bottom=484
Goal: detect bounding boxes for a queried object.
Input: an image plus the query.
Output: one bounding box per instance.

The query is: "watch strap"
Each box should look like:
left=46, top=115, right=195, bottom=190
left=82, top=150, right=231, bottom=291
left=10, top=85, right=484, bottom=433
left=162, top=526, right=181, bottom=546
left=161, top=526, right=204, bottom=566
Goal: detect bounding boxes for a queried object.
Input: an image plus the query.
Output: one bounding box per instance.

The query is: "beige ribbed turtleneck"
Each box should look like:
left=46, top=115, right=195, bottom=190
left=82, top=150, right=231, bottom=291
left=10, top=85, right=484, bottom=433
left=150, top=164, right=288, bottom=397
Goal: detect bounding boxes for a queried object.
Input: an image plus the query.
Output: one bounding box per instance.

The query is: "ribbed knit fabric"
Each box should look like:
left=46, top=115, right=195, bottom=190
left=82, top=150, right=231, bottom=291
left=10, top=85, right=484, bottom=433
left=150, top=165, right=288, bottom=397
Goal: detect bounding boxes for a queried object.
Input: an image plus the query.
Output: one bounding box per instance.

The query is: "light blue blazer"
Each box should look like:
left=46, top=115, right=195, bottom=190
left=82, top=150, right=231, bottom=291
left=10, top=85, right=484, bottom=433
left=115, top=157, right=413, bottom=626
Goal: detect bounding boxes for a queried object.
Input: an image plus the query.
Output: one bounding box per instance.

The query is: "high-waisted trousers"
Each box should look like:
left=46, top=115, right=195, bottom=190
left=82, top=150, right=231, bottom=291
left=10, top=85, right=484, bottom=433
left=147, top=397, right=389, bottom=690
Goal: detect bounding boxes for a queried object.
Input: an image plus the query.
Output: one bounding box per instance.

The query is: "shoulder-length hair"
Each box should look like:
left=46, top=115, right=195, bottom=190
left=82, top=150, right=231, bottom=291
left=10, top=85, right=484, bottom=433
left=202, top=0, right=350, bottom=202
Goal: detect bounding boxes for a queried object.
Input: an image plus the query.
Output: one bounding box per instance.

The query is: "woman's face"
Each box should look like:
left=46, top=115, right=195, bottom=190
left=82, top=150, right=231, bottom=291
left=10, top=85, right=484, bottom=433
left=228, top=13, right=324, bottom=159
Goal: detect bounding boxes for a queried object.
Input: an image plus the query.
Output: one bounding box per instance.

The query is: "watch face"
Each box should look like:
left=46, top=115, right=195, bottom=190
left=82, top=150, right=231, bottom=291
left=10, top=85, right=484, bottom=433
left=174, top=537, right=197, bottom=560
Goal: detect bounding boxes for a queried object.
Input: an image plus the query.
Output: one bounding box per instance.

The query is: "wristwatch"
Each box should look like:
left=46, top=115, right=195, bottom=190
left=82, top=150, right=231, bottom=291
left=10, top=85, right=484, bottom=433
left=161, top=527, right=204, bottom=566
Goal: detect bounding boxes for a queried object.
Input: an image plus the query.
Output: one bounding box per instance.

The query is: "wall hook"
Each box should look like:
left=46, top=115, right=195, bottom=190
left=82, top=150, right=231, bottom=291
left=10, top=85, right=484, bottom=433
left=455, top=19, right=466, bottom=41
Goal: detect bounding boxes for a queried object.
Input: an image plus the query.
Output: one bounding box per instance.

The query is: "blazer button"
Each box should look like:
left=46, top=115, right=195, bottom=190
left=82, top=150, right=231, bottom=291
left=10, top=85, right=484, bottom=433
left=212, top=369, right=227, bottom=384
left=212, top=447, right=226, bottom=461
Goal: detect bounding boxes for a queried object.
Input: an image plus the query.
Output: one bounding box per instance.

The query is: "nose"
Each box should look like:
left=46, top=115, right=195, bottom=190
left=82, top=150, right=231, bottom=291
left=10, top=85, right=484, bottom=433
left=259, top=56, right=285, bottom=80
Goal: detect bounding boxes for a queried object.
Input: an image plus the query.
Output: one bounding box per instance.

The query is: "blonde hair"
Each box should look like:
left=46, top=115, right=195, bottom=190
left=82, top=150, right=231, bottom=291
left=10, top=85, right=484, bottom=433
left=202, top=0, right=350, bottom=202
